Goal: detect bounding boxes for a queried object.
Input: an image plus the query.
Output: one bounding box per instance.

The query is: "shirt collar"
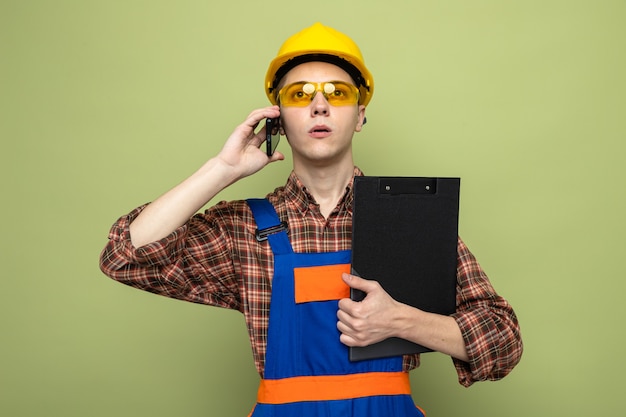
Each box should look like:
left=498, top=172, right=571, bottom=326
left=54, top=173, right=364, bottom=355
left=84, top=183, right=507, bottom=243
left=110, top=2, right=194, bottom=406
left=284, top=167, right=364, bottom=217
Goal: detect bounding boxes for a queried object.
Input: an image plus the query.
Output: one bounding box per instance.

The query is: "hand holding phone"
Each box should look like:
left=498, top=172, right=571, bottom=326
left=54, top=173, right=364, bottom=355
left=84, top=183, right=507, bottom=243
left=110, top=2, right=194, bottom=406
left=265, top=118, right=280, bottom=157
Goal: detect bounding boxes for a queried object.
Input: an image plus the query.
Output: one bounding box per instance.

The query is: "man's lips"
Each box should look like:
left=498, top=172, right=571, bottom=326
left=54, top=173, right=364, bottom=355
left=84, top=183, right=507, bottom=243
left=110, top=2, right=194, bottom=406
left=309, top=125, right=332, bottom=138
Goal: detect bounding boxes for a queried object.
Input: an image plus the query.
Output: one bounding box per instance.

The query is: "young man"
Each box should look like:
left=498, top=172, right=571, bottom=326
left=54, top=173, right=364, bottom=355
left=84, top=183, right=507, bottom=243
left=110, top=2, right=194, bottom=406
left=100, top=22, right=522, bottom=416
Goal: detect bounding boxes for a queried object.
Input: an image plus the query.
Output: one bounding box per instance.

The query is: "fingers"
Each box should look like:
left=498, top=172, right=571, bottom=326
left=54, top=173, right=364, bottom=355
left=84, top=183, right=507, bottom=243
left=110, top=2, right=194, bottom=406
left=228, top=106, right=280, bottom=147
left=337, top=305, right=376, bottom=347
left=337, top=308, right=365, bottom=347
left=212, top=105, right=280, bottom=156
left=337, top=274, right=397, bottom=347
left=241, top=106, right=282, bottom=151
left=243, top=105, right=280, bottom=131
left=337, top=277, right=370, bottom=344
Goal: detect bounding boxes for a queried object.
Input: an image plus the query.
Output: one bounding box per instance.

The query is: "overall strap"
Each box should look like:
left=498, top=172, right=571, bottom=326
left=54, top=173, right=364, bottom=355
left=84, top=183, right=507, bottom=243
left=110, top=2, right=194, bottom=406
left=246, top=198, right=293, bottom=255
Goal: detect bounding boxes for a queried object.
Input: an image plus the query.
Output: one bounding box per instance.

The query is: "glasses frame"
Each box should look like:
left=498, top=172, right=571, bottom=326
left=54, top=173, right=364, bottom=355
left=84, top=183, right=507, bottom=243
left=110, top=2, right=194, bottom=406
left=275, top=80, right=361, bottom=107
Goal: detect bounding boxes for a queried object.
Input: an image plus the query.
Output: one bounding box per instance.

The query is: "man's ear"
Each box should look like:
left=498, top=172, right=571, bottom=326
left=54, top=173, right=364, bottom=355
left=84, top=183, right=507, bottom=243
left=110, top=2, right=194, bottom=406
left=355, top=105, right=366, bottom=132
left=278, top=113, right=286, bottom=135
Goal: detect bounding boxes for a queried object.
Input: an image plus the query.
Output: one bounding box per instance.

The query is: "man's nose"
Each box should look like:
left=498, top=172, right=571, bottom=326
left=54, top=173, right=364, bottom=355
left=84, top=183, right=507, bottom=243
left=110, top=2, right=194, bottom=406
left=310, top=91, right=329, bottom=116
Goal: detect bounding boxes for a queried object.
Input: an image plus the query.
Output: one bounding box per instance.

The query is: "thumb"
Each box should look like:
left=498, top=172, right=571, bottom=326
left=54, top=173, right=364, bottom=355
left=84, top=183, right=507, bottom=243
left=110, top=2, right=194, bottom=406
left=269, top=151, right=285, bottom=162
left=342, top=273, right=378, bottom=293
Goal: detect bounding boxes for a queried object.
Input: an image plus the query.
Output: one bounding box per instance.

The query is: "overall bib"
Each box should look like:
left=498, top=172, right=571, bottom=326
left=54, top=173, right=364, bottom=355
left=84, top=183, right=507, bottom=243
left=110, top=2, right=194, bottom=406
left=247, top=199, right=424, bottom=417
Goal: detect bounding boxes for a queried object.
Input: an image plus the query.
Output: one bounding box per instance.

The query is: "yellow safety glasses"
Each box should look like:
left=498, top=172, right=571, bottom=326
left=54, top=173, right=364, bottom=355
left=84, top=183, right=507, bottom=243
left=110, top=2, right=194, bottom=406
left=276, top=81, right=360, bottom=107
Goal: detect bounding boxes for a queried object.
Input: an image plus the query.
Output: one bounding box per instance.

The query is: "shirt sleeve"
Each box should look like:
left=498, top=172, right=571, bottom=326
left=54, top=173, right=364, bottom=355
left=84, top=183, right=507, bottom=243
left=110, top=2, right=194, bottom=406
left=451, top=238, right=523, bottom=387
left=98, top=203, right=244, bottom=311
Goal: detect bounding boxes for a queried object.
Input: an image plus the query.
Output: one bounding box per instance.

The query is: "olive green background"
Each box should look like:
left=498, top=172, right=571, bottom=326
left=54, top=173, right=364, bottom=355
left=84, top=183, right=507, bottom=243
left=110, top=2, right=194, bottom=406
left=2, top=1, right=624, bottom=416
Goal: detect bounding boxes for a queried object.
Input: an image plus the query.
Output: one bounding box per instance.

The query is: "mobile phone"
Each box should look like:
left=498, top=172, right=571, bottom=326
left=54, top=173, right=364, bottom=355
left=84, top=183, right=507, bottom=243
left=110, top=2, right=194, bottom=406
left=265, top=117, right=280, bottom=157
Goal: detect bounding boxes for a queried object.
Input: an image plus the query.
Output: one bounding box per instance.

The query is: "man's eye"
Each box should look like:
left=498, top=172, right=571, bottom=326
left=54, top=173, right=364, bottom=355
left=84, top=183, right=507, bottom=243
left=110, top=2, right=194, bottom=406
left=333, top=87, right=351, bottom=98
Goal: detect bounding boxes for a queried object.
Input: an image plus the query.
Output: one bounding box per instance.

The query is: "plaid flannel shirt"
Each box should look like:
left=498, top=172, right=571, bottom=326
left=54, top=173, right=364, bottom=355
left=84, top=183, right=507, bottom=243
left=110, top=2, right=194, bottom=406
left=100, top=167, right=522, bottom=387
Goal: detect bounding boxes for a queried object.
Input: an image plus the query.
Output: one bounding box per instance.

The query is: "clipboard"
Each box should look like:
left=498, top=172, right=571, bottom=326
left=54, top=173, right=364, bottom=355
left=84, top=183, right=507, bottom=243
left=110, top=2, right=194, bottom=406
left=349, top=176, right=460, bottom=361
